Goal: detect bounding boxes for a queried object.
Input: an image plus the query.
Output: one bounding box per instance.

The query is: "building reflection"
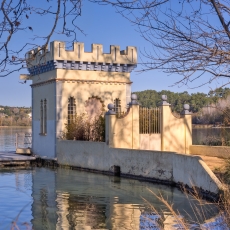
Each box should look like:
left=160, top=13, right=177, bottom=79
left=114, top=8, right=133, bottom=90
left=31, top=168, right=218, bottom=229
left=110, top=204, right=141, bottom=229
left=55, top=192, right=143, bottom=229
left=56, top=192, right=107, bottom=229
left=31, top=168, right=57, bottom=229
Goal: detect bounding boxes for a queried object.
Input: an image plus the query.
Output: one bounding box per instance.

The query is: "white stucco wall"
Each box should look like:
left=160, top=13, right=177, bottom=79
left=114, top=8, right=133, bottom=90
left=32, top=83, right=56, bottom=158
left=56, top=140, right=222, bottom=194
left=140, top=134, right=161, bottom=151
left=33, top=120, right=56, bottom=158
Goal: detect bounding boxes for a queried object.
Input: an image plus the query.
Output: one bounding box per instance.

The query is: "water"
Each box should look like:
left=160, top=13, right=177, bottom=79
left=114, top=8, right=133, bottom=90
left=192, top=127, right=230, bottom=145
left=0, top=169, right=33, bottom=229
left=0, top=168, right=219, bottom=229
left=0, top=127, right=31, bottom=151
left=0, top=127, right=221, bottom=229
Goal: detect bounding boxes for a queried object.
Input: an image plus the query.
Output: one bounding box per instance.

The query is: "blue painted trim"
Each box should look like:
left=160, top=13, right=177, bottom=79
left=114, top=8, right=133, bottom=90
left=27, top=60, right=137, bottom=76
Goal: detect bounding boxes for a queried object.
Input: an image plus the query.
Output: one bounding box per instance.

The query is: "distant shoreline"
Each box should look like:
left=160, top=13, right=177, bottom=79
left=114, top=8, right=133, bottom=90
left=192, top=124, right=230, bottom=129
left=192, top=124, right=213, bottom=128
left=0, top=126, right=31, bottom=128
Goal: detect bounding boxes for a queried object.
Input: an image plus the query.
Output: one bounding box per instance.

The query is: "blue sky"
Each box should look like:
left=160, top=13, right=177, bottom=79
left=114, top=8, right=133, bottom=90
left=0, top=0, right=229, bottom=107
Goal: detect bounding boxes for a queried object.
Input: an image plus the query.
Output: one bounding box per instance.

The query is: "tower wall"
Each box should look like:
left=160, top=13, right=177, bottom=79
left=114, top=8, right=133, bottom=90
left=27, top=41, right=137, bottom=158
left=26, top=41, right=137, bottom=66
left=32, top=83, right=56, bottom=158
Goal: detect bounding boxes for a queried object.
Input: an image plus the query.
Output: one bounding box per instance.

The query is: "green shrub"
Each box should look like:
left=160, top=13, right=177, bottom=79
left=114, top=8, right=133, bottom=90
left=64, top=113, right=105, bottom=142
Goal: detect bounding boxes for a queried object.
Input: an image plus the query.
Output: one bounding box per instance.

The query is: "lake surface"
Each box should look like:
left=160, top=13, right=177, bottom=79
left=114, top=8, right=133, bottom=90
left=0, top=168, right=219, bottom=229
left=0, top=127, right=31, bottom=151
left=192, top=127, right=230, bottom=145
left=0, top=127, right=221, bottom=229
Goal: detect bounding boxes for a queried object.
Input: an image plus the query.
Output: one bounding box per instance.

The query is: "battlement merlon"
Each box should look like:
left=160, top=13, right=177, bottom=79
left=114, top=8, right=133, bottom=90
left=26, top=41, right=137, bottom=68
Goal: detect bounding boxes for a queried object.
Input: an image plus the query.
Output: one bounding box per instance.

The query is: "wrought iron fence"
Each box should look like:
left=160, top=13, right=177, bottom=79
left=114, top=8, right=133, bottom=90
left=139, top=107, right=161, bottom=134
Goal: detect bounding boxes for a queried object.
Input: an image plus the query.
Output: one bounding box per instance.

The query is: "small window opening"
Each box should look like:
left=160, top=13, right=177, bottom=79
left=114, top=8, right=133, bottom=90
left=114, top=98, right=121, bottom=115
left=68, top=97, right=76, bottom=124
left=40, top=100, right=43, bottom=133
left=44, top=99, right=47, bottom=134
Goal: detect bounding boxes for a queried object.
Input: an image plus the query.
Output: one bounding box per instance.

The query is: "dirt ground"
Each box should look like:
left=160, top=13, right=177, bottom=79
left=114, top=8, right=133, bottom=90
left=199, top=155, right=226, bottom=171
left=196, top=155, right=229, bottom=182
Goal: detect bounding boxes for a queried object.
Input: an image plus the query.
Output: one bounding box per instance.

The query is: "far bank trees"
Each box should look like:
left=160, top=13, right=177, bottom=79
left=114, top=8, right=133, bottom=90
left=0, top=106, right=31, bottom=126
left=134, top=87, right=230, bottom=125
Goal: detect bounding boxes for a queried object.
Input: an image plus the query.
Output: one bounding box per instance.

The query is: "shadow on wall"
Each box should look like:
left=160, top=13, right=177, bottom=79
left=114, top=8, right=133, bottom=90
left=105, top=94, right=192, bottom=154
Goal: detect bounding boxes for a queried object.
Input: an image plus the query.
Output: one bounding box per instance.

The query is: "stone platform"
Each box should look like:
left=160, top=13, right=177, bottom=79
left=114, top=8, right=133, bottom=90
left=0, top=151, right=36, bottom=167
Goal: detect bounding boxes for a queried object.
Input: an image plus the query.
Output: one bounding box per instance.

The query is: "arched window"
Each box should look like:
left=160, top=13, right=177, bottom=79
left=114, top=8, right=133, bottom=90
left=68, top=97, right=76, bottom=124
left=44, top=99, right=47, bottom=134
left=114, top=98, right=121, bottom=115
left=40, top=100, right=43, bottom=133
left=40, top=99, right=47, bottom=134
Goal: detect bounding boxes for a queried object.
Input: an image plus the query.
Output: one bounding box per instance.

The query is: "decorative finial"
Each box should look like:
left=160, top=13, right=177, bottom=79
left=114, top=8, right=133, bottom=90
left=106, top=103, right=116, bottom=115
left=182, top=104, right=191, bottom=115
left=162, top=95, right=167, bottom=101
left=160, top=95, right=170, bottom=105
left=131, top=94, right=138, bottom=105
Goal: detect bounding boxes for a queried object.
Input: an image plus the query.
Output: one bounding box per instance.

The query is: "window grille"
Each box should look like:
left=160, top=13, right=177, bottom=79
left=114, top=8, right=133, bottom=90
left=68, top=97, right=76, bottom=124
left=114, top=98, right=121, bottom=115
left=139, top=107, right=161, bottom=134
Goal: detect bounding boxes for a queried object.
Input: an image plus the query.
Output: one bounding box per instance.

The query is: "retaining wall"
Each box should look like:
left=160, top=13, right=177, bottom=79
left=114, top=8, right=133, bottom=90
left=57, top=140, right=222, bottom=195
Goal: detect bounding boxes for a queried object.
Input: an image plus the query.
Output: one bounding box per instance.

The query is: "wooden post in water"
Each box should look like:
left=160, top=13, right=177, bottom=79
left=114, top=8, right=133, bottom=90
left=15, top=133, right=18, bottom=149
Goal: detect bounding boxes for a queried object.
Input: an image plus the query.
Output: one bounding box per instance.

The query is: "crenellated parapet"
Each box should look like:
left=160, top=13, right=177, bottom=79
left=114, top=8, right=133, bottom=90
left=26, top=41, right=137, bottom=76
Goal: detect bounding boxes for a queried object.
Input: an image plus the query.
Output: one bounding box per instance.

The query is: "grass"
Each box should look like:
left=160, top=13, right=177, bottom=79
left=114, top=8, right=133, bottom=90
left=142, top=187, right=230, bottom=229
left=138, top=158, right=230, bottom=229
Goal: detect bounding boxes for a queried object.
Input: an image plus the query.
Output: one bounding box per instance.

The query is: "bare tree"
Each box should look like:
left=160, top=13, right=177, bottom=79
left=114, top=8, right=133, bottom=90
left=0, top=0, right=165, bottom=77
left=115, top=0, right=230, bottom=87
left=0, top=0, right=80, bottom=77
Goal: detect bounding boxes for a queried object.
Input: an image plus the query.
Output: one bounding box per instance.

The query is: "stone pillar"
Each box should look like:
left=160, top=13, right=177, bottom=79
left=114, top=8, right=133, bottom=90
left=130, top=94, right=140, bottom=149
left=105, top=94, right=140, bottom=150
left=159, top=95, right=171, bottom=151
left=181, top=104, right=192, bottom=154
left=105, top=104, right=116, bottom=148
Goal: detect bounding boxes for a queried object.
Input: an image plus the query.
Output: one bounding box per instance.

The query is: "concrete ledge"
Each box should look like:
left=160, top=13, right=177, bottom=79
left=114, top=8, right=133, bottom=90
left=16, top=148, right=32, bottom=155
left=57, top=140, right=223, bottom=196
left=0, top=151, right=36, bottom=167
left=190, top=145, right=230, bottom=159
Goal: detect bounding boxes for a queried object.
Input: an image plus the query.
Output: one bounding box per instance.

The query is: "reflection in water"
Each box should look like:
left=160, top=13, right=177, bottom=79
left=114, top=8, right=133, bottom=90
left=31, top=168, right=218, bottom=229
left=0, top=169, right=33, bottom=229
left=57, top=193, right=107, bottom=229
left=111, top=204, right=141, bottom=229
left=40, top=188, right=50, bottom=229
left=0, top=167, right=220, bottom=229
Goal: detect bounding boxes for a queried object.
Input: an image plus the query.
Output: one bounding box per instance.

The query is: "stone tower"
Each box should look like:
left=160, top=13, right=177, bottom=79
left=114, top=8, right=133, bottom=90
left=23, top=41, right=137, bottom=158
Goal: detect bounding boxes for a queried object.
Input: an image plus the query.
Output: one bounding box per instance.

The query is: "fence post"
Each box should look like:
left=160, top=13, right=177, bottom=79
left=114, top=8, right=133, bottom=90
left=105, top=104, right=116, bottom=148
left=130, top=94, right=140, bottom=149
left=181, top=104, right=192, bottom=154
left=15, top=133, right=18, bottom=149
left=159, top=95, right=171, bottom=151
